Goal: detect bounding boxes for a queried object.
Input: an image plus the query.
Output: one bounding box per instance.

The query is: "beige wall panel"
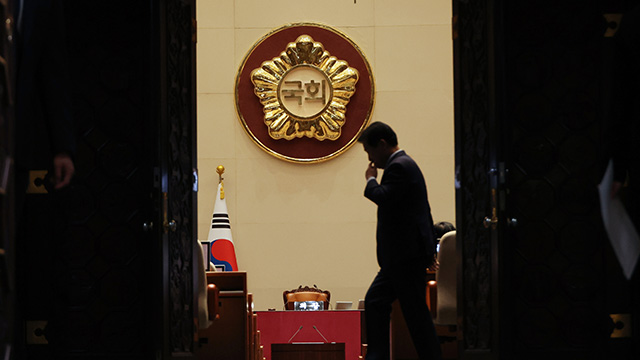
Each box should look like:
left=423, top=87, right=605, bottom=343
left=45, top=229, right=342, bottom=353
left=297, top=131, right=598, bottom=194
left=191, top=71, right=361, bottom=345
left=197, top=28, right=236, bottom=94
left=235, top=221, right=378, bottom=311
left=234, top=157, right=375, bottom=225
left=197, top=93, right=237, bottom=159
left=372, top=90, right=454, bottom=155
left=374, top=0, right=452, bottom=26
left=197, top=0, right=234, bottom=29
left=375, top=25, right=452, bottom=92
left=233, top=124, right=273, bottom=160
left=234, top=0, right=375, bottom=29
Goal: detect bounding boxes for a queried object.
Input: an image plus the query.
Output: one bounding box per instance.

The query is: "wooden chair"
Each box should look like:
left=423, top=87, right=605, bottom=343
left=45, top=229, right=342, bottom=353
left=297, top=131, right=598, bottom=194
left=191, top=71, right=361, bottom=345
left=283, top=285, right=331, bottom=310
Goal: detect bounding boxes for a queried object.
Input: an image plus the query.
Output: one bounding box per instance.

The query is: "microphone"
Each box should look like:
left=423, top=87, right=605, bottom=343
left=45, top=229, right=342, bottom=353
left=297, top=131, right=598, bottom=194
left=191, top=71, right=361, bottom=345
left=313, top=325, right=329, bottom=343
left=287, top=325, right=303, bottom=343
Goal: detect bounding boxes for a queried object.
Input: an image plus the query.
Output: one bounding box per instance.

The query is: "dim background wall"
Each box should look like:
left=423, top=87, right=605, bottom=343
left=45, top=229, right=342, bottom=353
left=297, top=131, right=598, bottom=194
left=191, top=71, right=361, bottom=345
left=196, top=0, right=454, bottom=311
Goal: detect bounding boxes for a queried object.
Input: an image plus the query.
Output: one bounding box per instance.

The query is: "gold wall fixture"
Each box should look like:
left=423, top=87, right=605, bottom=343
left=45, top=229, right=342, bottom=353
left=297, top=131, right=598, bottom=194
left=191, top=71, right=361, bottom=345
left=250, top=35, right=359, bottom=141
left=610, top=313, right=631, bottom=338
left=26, top=170, right=48, bottom=194
left=235, top=22, right=375, bottom=164
left=25, top=321, right=49, bottom=344
left=603, top=14, right=622, bottom=37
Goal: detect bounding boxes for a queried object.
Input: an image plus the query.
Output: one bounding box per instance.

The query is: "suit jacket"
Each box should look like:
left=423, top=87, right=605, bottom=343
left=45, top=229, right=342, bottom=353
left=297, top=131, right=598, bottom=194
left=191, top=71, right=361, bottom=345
left=14, top=0, right=75, bottom=171
left=364, top=150, right=436, bottom=269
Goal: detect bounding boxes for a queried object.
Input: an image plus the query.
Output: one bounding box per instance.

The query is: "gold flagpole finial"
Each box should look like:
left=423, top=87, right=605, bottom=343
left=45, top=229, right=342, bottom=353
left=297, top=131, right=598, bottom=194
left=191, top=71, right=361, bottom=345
left=216, top=165, right=225, bottom=200
left=216, top=165, right=225, bottom=182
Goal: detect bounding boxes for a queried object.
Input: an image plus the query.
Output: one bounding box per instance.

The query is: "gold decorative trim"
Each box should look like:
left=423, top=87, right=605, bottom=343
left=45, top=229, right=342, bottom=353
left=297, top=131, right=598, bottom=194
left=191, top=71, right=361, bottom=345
left=27, top=170, right=48, bottom=194
left=235, top=22, right=375, bottom=164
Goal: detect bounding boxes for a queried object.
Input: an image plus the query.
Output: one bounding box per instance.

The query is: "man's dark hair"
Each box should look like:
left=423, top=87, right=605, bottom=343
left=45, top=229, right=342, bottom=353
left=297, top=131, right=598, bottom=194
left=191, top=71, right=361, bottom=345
left=358, top=121, right=398, bottom=147
left=434, top=221, right=456, bottom=239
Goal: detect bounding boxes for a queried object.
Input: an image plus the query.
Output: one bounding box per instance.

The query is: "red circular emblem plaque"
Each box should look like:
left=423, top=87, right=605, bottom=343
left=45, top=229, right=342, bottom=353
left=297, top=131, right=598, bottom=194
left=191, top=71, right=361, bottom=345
left=235, top=23, right=375, bottom=163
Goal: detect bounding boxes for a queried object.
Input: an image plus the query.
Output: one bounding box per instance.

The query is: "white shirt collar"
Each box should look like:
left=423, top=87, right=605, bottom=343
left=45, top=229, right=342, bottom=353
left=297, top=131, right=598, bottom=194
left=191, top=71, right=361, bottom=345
left=387, top=149, right=403, bottom=162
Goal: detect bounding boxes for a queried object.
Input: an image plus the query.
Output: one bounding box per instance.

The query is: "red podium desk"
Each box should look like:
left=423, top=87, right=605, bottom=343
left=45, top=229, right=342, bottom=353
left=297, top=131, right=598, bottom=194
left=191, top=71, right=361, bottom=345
left=256, top=310, right=363, bottom=360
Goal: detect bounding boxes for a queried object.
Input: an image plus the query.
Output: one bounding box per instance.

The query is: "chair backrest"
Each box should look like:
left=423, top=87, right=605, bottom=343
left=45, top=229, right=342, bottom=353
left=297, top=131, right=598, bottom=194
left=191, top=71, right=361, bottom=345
left=435, top=230, right=456, bottom=325
left=283, top=285, right=330, bottom=310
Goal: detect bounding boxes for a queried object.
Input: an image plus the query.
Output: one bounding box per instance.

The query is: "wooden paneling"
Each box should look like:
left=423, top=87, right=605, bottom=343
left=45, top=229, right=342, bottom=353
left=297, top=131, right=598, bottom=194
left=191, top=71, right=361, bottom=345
left=13, top=1, right=198, bottom=358
left=198, top=272, right=250, bottom=360
left=454, top=0, right=640, bottom=358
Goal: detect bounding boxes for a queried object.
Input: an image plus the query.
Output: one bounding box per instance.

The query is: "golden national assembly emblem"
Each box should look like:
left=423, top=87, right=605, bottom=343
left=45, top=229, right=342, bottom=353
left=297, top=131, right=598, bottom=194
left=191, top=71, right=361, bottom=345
left=235, top=23, right=374, bottom=163
left=250, top=35, right=359, bottom=141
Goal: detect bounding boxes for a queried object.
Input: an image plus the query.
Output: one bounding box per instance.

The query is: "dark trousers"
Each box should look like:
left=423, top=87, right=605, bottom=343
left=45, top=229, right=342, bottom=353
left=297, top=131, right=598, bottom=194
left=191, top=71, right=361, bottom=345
left=365, top=265, right=442, bottom=360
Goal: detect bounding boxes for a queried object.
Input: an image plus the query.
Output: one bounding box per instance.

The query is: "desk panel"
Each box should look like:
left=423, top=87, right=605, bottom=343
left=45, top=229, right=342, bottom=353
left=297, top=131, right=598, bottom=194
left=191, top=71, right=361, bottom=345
left=272, top=343, right=345, bottom=360
left=256, top=310, right=362, bottom=360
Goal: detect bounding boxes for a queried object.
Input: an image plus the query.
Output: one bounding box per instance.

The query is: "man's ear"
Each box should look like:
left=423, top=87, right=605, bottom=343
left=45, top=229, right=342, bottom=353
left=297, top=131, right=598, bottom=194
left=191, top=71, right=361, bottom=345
left=377, top=139, right=388, bottom=148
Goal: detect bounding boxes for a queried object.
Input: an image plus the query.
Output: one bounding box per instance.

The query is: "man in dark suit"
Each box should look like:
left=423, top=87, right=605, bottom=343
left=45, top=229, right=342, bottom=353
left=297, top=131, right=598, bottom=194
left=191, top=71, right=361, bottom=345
left=359, top=122, right=442, bottom=360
